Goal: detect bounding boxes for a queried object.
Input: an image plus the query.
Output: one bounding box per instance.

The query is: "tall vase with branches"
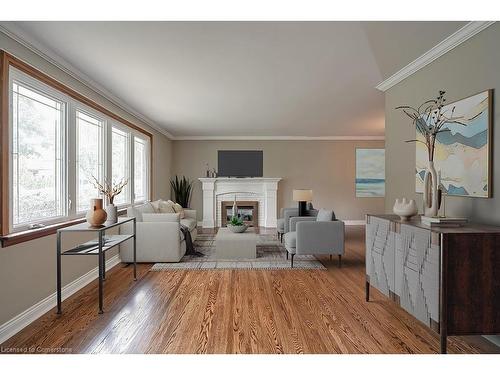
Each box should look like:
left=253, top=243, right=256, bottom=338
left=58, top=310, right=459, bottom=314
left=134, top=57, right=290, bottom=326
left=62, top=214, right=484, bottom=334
left=90, top=176, right=128, bottom=224
left=396, top=91, right=474, bottom=217
left=170, top=176, right=193, bottom=208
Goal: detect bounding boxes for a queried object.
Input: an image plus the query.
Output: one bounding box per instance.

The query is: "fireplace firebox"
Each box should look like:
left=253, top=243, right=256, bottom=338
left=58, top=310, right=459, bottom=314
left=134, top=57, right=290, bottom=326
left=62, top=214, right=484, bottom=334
left=221, top=201, right=258, bottom=227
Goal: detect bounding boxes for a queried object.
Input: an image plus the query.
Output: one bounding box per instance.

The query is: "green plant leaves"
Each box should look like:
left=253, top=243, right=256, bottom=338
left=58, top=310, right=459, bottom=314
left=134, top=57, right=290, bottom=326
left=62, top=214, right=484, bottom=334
left=169, top=175, right=193, bottom=208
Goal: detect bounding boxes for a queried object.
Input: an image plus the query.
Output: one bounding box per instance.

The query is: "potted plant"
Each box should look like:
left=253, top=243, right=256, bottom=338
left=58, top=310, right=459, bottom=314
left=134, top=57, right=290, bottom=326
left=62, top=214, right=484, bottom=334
left=90, top=176, right=128, bottom=224
left=170, top=175, right=193, bottom=208
left=227, top=215, right=248, bottom=233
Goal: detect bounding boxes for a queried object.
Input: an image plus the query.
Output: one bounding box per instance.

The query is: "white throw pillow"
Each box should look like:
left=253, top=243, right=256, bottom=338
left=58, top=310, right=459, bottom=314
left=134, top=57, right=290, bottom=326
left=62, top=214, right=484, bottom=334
left=150, top=199, right=163, bottom=212
left=158, top=200, right=176, bottom=213
left=128, top=202, right=155, bottom=221
left=172, top=202, right=185, bottom=219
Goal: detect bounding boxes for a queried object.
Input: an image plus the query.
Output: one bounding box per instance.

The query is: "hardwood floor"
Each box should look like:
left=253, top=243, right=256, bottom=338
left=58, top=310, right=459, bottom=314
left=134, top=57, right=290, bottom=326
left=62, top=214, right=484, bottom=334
left=2, top=227, right=499, bottom=354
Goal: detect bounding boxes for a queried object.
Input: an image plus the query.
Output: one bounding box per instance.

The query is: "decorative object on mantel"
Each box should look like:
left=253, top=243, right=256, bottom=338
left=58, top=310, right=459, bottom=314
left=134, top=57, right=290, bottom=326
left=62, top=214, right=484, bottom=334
left=396, top=90, right=483, bottom=217
left=169, top=175, right=193, bottom=208
left=293, top=189, right=313, bottom=216
left=85, top=198, right=107, bottom=227
left=205, top=163, right=210, bottom=178
left=90, top=176, right=128, bottom=225
left=392, top=198, right=417, bottom=221
left=227, top=215, right=248, bottom=233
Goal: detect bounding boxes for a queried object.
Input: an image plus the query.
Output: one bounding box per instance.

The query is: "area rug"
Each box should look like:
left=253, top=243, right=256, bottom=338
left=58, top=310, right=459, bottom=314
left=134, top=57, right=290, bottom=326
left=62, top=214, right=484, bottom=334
left=150, top=232, right=326, bottom=270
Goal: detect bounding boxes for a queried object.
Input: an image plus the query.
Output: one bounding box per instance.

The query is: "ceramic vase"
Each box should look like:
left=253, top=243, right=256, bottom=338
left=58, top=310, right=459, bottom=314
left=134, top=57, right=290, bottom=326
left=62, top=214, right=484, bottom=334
left=423, top=160, right=439, bottom=217
left=105, top=203, right=118, bottom=225
left=232, top=196, right=238, bottom=219
left=86, top=198, right=107, bottom=227
left=393, top=198, right=418, bottom=221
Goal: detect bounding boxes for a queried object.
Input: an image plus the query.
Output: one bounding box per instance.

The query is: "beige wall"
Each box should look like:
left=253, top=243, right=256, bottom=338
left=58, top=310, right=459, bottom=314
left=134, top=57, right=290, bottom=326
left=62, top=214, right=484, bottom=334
left=172, top=140, right=385, bottom=222
left=385, top=23, right=500, bottom=225
left=0, top=33, right=173, bottom=326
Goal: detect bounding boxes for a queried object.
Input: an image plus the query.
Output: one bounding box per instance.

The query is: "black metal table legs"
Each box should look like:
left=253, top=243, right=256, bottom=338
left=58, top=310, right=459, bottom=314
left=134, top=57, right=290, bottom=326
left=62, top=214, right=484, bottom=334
left=365, top=280, right=370, bottom=302
left=56, top=231, right=62, bottom=314
left=133, top=218, right=137, bottom=281
left=98, top=231, right=104, bottom=314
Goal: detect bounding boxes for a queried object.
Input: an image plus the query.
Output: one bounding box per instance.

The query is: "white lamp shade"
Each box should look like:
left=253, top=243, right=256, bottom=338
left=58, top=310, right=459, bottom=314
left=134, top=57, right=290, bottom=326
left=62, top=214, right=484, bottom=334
left=293, top=189, right=313, bottom=202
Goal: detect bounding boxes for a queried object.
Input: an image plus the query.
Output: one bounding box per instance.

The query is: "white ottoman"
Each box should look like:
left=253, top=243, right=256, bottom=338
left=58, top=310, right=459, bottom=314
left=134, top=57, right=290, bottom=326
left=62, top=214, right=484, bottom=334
left=215, top=227, right=258, bottom=259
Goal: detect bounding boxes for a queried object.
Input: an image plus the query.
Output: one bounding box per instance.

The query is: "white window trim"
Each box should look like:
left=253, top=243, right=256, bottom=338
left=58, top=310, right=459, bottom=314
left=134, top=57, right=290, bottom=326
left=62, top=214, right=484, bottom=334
left=133, top=134, right=151, bottom=204
left=9, top=68, right=69, bottom=233
left=74, top=104, right=107, bottom=214
left=7, top=66, right=152, bottom=234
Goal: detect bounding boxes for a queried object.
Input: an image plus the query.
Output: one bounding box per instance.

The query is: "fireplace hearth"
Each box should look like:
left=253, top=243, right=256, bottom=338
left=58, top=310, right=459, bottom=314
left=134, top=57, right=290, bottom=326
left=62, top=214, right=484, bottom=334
left=221, top=201, right=259, bottom=227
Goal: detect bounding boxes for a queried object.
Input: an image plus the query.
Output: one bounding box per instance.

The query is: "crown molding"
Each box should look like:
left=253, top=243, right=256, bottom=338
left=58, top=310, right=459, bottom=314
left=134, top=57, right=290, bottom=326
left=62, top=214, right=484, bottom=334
left=375, top=21, right=496, bottom=92
left=0, top=22, right=174, bottom=139
left=172, top=135, right=385, bottom=141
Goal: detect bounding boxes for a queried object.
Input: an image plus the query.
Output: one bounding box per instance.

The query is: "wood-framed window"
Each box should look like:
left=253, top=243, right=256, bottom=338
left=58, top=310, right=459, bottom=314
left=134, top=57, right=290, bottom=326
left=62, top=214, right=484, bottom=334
left=0, top=51, right=153, bottom=246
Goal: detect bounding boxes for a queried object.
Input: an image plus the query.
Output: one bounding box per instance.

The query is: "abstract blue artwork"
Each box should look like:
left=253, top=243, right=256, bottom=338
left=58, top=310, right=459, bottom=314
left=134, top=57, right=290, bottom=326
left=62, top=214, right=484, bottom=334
left=416, top=90, right=491, bottom=197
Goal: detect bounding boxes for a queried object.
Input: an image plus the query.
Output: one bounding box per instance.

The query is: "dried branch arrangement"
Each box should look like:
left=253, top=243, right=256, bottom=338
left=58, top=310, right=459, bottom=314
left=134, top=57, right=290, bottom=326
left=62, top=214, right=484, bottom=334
left=90, top=176, right=128, bottom=204
left=396, top=91, right=477, bottom=161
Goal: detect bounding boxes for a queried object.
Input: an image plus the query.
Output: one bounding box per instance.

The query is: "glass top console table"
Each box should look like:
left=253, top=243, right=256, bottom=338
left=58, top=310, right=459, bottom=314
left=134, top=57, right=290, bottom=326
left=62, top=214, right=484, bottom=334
left=56, top=217, right=136, bottom=314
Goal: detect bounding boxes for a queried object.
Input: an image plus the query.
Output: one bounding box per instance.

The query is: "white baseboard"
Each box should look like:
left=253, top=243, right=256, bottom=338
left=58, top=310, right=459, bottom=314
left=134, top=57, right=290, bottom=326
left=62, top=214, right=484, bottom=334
left=0, top=254, right=121, bottom=345
left=197, top=220, right=366, bottom=228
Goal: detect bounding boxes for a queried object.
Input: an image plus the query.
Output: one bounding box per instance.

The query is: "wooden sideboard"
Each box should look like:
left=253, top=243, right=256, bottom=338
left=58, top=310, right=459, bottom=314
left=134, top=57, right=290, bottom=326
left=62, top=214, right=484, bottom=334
left=365, top=214, right=500, bottom=353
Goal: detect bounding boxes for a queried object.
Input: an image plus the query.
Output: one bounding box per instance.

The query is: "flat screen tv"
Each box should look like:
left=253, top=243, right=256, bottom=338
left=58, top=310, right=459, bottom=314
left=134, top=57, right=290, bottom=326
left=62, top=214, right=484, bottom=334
left=218, top=150, right=263, bottom=177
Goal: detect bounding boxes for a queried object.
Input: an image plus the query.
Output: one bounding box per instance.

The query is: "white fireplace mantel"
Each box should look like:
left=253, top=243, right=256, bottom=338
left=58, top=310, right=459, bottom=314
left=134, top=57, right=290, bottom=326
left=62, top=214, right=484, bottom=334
left=199, top=177, right=281, bottom=228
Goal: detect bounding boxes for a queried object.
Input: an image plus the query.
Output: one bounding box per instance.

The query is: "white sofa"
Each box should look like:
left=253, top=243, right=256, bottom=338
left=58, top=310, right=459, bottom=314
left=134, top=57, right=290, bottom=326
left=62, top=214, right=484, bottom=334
left=120, top=201, right=197, bottom=263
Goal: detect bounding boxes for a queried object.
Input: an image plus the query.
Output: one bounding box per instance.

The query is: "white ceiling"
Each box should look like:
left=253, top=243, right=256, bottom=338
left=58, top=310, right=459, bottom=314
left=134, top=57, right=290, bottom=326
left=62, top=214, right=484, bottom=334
left=2, top=21, right=465, bottom=138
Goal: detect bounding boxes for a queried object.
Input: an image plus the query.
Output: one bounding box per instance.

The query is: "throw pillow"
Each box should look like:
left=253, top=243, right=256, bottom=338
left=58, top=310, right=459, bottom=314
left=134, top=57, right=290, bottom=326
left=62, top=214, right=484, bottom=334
left=150, top=199, right=163, bottom=212
left=158, top=200, right=176, bottom=214
left=316, top=209, right=334, bottom=222
left=172, top=202, right=185, bottom=219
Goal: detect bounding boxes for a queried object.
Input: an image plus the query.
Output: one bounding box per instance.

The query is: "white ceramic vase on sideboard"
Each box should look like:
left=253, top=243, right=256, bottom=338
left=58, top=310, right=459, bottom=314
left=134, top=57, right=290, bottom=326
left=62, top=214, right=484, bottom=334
left=423, top=160, right=439, bottom=217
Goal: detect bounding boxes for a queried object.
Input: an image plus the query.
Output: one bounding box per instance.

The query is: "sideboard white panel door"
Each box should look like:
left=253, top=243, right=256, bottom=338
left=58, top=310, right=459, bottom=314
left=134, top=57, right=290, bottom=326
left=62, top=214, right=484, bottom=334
left=366, top=217, right=394, bottom=297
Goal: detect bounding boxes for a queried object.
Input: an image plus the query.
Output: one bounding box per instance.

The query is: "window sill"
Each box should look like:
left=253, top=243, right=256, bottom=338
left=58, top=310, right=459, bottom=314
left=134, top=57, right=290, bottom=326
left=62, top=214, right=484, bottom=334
left=1, top=209, right=128, bottom=248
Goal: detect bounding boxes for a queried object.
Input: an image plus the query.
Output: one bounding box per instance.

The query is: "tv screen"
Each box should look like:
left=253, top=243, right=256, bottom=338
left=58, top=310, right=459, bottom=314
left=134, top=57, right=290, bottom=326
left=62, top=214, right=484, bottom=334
left=218, top=150, right=263, bottom=177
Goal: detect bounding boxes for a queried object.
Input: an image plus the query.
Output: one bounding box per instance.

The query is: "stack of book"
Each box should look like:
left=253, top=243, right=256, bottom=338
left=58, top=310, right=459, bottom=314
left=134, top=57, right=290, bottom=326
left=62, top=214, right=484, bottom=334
left=421, top=216, right=468, bottom=227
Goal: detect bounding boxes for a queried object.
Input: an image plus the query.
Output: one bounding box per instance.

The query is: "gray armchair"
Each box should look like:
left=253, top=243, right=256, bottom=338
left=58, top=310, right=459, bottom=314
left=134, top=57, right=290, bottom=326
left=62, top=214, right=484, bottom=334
left=283, top=209, right=345, bottom=268
left=276, top=206, right=318, bottom=242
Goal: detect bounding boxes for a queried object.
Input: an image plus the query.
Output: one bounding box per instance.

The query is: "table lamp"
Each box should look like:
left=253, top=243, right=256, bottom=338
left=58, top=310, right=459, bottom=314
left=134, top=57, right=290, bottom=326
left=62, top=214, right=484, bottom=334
left=293, top=189, right=313, bottom=216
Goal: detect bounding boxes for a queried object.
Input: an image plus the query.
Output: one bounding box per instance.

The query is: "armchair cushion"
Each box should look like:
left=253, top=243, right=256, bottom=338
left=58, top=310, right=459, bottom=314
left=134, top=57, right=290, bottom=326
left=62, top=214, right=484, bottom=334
left=289, top=216, right=316, bottom=232
left=316, top=209, right=335, bottom=221
left=277, top=218, right=285, bottom=232
left=283, top=208, right=299, bottom=233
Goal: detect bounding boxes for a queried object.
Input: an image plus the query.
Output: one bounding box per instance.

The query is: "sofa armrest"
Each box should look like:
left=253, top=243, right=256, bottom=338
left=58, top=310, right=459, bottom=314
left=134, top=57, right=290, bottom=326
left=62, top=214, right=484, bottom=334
left=289, top=216, right=316, bottom=232
left=120, top=220, right=183, bottom=262
left=296, top=220, right=345, bottom=255
left=184, top=209, right=197, bottom=220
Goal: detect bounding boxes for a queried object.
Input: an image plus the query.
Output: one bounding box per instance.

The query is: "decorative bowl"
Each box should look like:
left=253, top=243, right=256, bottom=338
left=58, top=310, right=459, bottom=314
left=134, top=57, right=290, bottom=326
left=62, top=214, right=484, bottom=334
left=393, top=198, right=418, bottom=221
left=227, top=224, right=248, bottom=233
